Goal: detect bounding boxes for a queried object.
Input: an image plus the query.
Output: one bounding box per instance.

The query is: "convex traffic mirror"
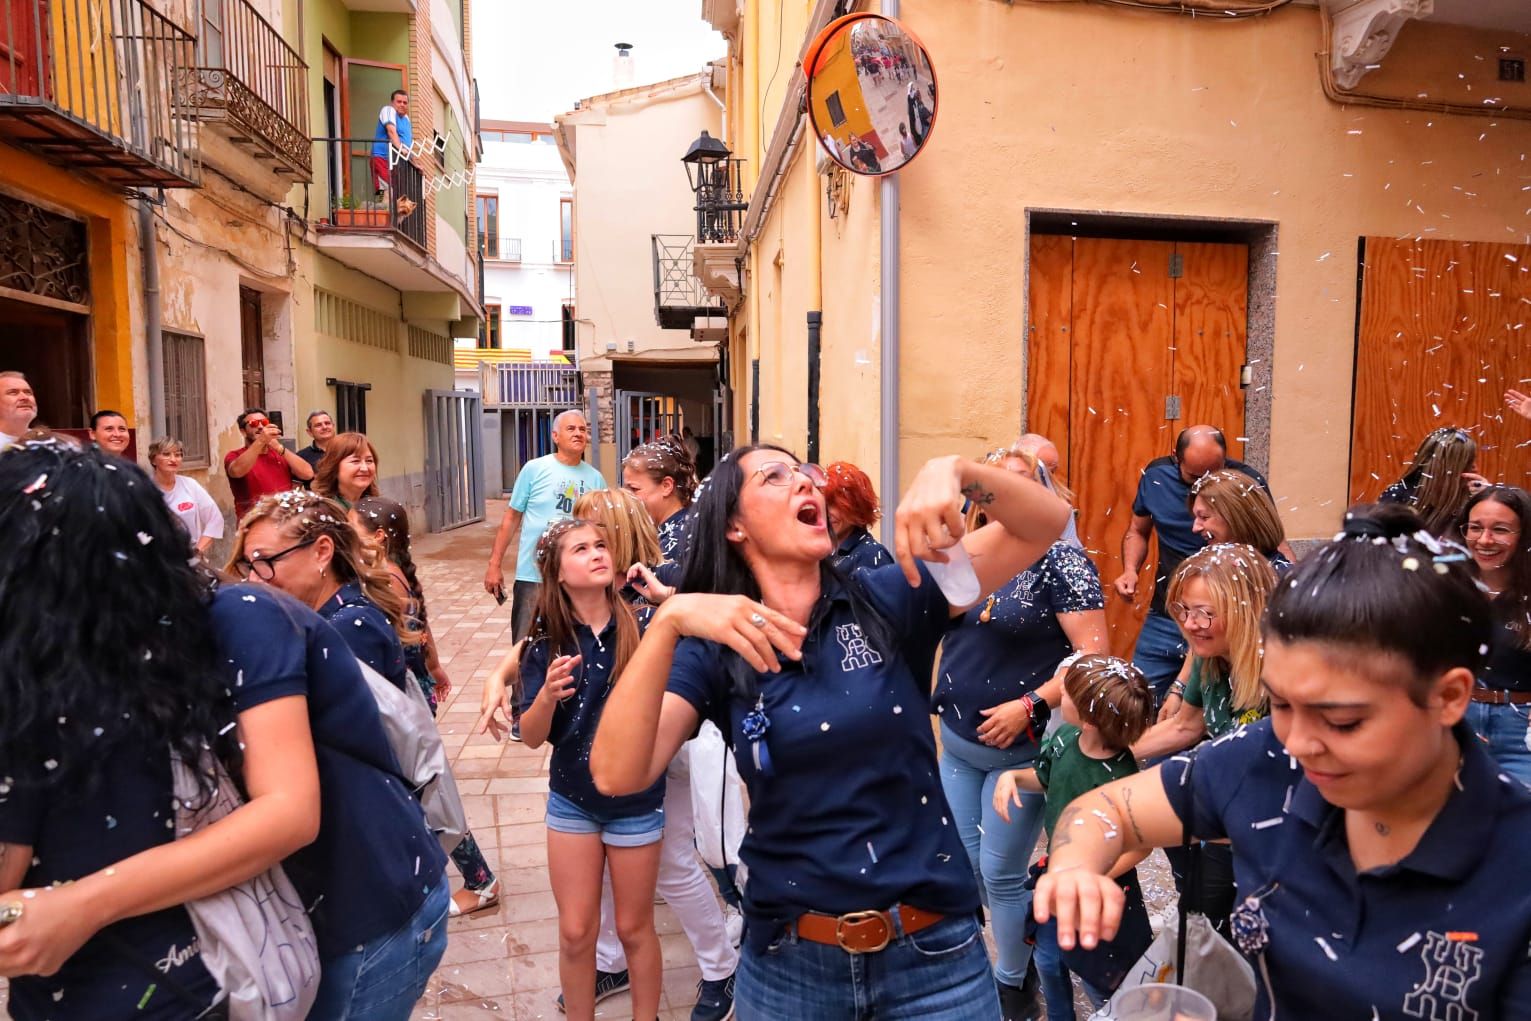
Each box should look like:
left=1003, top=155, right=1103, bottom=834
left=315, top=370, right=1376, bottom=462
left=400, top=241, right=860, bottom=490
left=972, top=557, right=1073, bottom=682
left=806, top=13, right=937, bottom=176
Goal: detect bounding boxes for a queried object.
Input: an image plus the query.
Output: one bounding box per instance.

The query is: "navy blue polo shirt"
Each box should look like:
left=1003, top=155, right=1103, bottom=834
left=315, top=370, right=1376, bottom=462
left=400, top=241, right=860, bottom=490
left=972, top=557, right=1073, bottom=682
left=521, top=611, right=664, bottom=817
left=1480, top=605, right=1531, bottom=694
left=0, top=747, right=219, bottom=1019
left=1131, top=456, right=1269, bottom=613
left=317, top=581, right=408, bottom=690
left=832, top=525, right=893, bottom=576
left=1161, top=718, right=1531, bottom=1019
left=934, top=542, right=1104, bottom=745
left=210, top=584, right=446, bottom=958
left=654, top=507, right=693, bottom=588
left=666, top=562, right=980, bottom=950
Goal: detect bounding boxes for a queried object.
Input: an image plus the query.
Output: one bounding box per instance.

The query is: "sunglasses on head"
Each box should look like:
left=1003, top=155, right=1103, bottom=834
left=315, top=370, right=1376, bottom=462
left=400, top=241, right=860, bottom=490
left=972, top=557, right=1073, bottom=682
left=752, top=461, right=827, bottom=488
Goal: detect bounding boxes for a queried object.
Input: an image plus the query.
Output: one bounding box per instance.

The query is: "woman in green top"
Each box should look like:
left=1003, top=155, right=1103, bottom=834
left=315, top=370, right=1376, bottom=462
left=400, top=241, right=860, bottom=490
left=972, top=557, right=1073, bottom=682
left=1130, top=543, right=1277, bottom=935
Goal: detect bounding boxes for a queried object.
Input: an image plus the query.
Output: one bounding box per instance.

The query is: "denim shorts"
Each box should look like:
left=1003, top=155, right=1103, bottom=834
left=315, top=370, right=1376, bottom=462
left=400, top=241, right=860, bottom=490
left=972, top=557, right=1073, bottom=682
left=545, top=790, right=664, bottom=847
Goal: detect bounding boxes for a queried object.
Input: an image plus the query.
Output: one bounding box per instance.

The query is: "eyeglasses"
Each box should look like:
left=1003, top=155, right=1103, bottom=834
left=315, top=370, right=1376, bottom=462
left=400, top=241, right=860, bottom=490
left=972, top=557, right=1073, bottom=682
left=234, top=538, right=317, bottom=581
left=1168, top=602, right=1218, bottom=628
left=1465, top=523, right=1521, bottom=541
left=752, top=461, right=827, bottom=488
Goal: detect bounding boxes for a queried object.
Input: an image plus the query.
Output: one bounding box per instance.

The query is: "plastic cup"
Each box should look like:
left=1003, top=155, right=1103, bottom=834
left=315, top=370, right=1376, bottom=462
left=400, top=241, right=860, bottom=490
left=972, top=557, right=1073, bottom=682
left=1110, top=984, right=1217, bottom=1021
left=923, top=540, right=981, bottom=606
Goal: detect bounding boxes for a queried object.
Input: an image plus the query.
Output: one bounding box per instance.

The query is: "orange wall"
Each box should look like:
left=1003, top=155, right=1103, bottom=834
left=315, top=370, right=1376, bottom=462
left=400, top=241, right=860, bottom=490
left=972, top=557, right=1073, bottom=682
left=0, top=144, right=136, bottom=417
left=889, top=1, right=1531, bottom=538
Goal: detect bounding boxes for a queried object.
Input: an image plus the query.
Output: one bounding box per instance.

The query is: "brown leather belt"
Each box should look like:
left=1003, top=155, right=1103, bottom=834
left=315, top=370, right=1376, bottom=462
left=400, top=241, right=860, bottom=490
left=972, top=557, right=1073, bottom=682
left=793, top=905, right=945, bottom=954
left=1471, top=687, right=1531, bottom=705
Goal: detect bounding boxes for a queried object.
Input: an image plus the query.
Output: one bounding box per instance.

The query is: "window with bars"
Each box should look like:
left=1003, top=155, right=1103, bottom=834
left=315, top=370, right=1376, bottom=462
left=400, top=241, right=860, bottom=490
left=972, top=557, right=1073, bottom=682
left=327, top=378, right=370, bottom=434
left=163, top=331, right=210, bottom=466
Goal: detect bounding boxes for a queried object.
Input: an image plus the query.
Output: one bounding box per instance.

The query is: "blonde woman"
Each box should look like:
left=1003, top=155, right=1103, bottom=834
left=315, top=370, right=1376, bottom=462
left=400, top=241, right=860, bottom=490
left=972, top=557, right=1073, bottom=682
left=1188, top=468, right=1290, bottom=571
left=575, top=489, right=662, bottom=602
left=1132, top=542, right=1277, bottom=936
left=1379, top=426, right=1487, bottom=537
left=230, top=490, right=421, bottom=689
left=569, top=488, right=741, bottom=1019
left=148, top=436, right=224, bottom=554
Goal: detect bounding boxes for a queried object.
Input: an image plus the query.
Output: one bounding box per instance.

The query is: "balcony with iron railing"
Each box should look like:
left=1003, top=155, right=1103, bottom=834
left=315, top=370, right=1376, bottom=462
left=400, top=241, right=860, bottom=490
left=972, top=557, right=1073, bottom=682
left=0, top=0, right=200, bottom=186
left=481, top=234, right=521, bottom=262
left=185, top=0, right=310, bottom=180
left=479, top=360, right=580, bottom=409
left=314, top=138, right=426, bottom=249
left=653, top=234, right=727, bottom=331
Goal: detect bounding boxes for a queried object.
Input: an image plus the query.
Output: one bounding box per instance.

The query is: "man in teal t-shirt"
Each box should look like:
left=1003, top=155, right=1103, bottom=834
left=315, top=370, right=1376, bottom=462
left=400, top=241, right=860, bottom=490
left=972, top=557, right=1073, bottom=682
left=485, top=409, right=604, bottom=643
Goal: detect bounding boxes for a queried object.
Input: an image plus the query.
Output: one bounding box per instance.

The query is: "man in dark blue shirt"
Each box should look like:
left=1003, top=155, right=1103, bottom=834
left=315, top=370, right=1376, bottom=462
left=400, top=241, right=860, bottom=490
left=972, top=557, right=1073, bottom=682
left=1112, top=426, right=1270, bottom=700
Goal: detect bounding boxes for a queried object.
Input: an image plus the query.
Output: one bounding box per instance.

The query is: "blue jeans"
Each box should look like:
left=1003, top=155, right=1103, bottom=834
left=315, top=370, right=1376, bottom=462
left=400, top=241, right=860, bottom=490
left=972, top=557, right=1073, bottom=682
left=1032, top=918, right=1104, bottom=1021
left=938, top=722, right=1046, bottom=987
left=1132, top=610, right=1187, bottom=703
left=1467, top=700, right=1531, bottom=786
left=309, top=875, right=450, bottom=1020
left=736, top=913, right=1000, bottom=1020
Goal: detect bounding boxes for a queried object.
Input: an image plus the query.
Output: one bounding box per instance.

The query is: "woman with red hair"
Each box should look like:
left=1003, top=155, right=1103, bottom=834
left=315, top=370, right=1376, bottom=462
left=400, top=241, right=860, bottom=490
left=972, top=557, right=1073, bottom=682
left=824, top=461, right=891, bottom=574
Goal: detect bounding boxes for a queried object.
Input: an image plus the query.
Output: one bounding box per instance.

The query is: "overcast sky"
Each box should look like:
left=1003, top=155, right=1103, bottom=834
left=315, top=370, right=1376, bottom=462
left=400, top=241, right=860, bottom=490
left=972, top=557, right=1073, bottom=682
left=475, top=1, right=726, bottom=123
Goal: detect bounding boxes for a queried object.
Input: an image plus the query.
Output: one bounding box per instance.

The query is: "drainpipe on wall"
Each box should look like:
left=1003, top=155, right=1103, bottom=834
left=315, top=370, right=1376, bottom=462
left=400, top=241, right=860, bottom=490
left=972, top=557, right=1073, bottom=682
left=139, top=194, right=166, bottom=438
left=878, top=0, right=901, bottom=548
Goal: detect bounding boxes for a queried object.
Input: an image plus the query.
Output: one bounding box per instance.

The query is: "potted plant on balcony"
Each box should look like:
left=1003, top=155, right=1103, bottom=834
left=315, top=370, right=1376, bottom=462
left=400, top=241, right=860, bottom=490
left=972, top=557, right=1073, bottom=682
left=333, top=195, right=388, bottom=228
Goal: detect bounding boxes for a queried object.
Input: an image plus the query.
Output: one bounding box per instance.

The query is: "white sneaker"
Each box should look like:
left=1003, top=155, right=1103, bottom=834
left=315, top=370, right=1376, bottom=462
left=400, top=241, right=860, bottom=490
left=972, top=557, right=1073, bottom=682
left=723, top=904, right=744, bottom=948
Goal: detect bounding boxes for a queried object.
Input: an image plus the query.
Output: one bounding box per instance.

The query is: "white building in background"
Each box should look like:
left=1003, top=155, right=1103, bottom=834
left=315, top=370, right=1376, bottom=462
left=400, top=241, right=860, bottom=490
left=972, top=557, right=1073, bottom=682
left=456, top=119, right=576, bottom=385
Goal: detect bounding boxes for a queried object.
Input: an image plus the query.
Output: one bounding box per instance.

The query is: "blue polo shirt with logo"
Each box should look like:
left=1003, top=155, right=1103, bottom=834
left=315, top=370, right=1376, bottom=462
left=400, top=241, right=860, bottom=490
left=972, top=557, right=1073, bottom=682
left=666, top=562, right=980, bottom=950
left=934, top=541, right=1104, bottom=745
left=1131, top=456, right=1269, bottom=613
left=1160, top=718, right=1531, bottom=1019
left=832, top=525, right=893, bottom=577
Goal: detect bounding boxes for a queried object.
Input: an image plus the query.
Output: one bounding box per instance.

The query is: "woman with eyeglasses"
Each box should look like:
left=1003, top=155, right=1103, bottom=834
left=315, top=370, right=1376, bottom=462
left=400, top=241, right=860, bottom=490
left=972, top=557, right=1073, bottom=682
left=1131, top=543, right=1277, bottom=936
left=590, top=446, right=1070, bottom=1020
left=1379, top=427, right=1488, bottom=537
left=225, top=489, right=449, bottom=1018
left=230, top=490, right=419, bottom=690
left=1462, top=486, right=1531, bottom=785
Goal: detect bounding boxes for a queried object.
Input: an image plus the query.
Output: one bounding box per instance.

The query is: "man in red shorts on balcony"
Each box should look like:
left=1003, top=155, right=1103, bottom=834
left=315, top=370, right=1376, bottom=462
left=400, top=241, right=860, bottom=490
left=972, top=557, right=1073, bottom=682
left=371, top=89, right=414, bottom=209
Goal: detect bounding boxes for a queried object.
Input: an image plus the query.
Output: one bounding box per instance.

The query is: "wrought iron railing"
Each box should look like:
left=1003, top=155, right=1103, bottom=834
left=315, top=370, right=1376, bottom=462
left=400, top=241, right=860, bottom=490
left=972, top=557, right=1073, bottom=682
left=652, top=233, right=725, bottom=327
left=187, top=0, right=310, bottom=177
left=482, top=235, right=520, bottom=261
left=315, top=136, right=426, bottom=251
left=481, top=361, right=580, bottom=409
left=0, top=0, right=200, bottom=186
left=694, top=157, right=746, bottom=244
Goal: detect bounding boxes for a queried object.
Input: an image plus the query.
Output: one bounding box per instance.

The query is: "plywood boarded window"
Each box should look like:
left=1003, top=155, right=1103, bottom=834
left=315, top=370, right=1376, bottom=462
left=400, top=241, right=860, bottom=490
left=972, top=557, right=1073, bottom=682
left=1351, top=237, right=1531, bottom=500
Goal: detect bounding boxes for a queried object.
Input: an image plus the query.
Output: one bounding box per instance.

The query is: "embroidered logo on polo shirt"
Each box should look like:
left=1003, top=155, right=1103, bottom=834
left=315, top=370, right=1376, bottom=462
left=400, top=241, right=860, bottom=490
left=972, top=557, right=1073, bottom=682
left=1402, top=931, right=1481, bottom=1020
left=836, top=624, right=882, bottom=671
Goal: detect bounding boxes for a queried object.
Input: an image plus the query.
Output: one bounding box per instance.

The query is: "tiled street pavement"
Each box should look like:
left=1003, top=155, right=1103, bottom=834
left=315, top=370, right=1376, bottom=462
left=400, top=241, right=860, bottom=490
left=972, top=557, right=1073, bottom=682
left=410, top=500, right=708, bottom=1020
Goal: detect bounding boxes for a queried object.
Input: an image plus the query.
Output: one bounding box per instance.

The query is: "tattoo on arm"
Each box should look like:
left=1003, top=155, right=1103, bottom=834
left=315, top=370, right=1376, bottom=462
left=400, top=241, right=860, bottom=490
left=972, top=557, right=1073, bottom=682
left=1050, top=804, right=1082, bottom=850
left=1121, top=787, right=1147, bottom=844
left=961, top=482, right=996, bottom=506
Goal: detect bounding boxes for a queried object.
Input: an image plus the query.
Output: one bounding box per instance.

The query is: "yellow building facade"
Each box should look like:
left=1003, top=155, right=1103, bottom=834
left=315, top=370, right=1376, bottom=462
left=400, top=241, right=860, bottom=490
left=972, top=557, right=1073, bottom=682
left=705, top=0, right=1531, bottom=545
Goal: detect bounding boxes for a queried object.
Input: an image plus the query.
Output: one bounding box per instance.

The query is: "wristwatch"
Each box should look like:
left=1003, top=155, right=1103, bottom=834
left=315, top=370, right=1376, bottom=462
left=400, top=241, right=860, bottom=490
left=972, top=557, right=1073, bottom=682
left=1020, top=692, right=1052, bottom=742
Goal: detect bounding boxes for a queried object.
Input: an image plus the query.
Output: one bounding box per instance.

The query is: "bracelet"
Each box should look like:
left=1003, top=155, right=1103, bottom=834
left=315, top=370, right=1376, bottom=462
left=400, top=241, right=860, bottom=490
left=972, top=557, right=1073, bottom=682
left=1168, top=682, right=1186, bottom=697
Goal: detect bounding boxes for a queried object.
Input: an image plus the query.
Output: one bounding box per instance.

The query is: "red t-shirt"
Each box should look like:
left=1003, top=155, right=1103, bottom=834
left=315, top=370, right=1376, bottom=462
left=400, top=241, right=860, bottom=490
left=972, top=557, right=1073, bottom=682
left=224, top=444, right=295, bottom=518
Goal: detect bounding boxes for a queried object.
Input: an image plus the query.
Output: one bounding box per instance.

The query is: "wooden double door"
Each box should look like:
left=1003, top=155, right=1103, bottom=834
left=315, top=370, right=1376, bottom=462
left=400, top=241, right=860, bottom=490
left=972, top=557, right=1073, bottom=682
left=1027, top=236, right=1249, bottom=654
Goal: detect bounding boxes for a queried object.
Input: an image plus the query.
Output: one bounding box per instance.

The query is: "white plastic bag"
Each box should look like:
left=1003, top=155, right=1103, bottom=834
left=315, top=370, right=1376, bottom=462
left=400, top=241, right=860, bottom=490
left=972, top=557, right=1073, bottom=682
left=688, top=721, right=746, bottom=875
left=1090, top=908, right=1256, bottom=1021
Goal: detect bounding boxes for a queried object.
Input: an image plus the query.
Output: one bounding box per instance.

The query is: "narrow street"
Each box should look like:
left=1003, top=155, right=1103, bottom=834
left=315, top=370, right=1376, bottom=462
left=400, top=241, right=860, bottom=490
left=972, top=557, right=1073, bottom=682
left=410, top=501, right=706, bottom=1020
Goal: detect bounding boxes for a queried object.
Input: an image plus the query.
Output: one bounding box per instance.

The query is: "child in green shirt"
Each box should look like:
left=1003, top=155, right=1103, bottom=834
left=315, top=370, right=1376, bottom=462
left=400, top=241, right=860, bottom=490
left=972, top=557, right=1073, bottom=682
left=993, top=653, right=1154, bottom=1021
